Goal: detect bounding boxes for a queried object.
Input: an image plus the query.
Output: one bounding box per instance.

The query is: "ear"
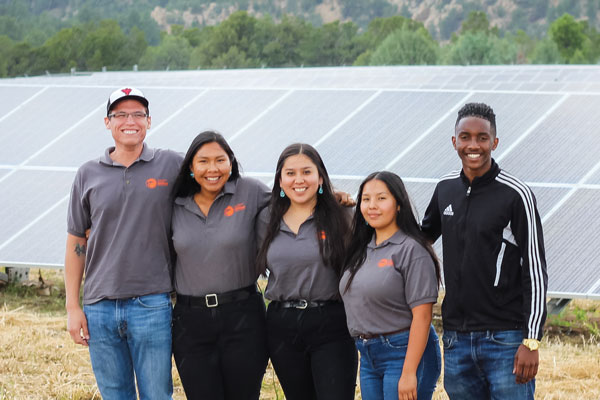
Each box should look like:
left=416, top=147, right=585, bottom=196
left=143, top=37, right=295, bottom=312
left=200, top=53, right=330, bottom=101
left=451, top=135, right=457, bottom=149
left=319, top=176, right=323, bottom=186
left=147, top=116, right=151, bottom=129
left=104, top=116, right=111, bottom=129
left=492, top=137, right=499, bottom=151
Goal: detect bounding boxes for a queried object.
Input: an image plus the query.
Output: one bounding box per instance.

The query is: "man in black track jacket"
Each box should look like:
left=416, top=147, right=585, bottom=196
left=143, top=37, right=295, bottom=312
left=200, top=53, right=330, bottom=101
left=421, top=102, right=547, bottom=400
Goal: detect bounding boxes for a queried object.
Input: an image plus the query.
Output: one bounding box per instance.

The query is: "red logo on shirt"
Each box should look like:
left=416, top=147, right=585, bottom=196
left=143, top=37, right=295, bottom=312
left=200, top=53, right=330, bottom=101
left=378, top=258, right=394, bottom=268
left=224, top=203, right=246, bottom=217
left=146, top=178, right=169, bottom=189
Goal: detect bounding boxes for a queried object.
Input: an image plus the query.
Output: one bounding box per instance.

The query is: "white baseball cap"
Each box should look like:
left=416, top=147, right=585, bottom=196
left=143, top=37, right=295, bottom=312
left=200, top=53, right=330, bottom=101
left=107, top=87, right=149, bottom=115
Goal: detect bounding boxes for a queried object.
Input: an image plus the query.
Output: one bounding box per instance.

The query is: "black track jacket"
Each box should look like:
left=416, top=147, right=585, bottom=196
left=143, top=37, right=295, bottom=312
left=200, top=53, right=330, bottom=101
left=422, top=160, right=547, bottom=340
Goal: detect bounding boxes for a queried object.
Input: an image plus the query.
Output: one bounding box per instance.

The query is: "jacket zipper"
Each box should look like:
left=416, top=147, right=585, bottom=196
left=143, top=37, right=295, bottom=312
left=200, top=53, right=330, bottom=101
left=460, top=185, right=472, bottom=331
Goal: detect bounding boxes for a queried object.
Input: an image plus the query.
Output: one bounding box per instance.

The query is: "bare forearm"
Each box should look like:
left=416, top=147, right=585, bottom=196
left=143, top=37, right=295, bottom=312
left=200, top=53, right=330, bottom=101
left=64, top=234, right=87, bottom=310
left=402, top=304, right=433, bottom=376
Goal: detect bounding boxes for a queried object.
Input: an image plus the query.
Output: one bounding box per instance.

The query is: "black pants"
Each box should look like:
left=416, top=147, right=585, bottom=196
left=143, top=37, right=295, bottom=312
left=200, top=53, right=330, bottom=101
left=267, top=301, right=358, bottom=400
left=172, top=292, right=268, bottom=400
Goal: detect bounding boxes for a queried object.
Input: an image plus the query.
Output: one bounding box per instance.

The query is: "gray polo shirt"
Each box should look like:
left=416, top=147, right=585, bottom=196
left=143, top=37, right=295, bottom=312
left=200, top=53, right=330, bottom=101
left=172, top=176, right=270, bottom=296
left=67, top=144, right=183, bottom=304
left=339, top=230, right=438, bottom=337
left=257, top=208, right=341, bottom=302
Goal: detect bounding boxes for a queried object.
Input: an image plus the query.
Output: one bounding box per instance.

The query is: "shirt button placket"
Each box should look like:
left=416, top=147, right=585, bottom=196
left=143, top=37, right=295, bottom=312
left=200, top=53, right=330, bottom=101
left=124, top=169, right=131, bottom=190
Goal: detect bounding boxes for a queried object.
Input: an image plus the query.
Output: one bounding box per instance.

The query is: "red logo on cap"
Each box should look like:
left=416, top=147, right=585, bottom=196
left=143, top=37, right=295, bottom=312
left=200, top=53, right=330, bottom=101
left=122, top=88, right=132, bottom=95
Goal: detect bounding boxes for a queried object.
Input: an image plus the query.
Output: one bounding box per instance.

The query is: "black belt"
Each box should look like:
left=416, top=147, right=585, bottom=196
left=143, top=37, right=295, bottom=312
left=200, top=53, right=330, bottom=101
left=176, top=284, right=258, bottom=308
left=357, top=327, right=410, bottom=340
left=270, top=299, right=340, bottom=310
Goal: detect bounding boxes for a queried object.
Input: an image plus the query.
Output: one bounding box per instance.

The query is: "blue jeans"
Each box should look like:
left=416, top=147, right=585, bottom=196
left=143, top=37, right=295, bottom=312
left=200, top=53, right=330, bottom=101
left=442, top=330, right=535, bottom=400
left=84, top=293, right=173, bottom=400
left=356, top=325, right=441, bottom=400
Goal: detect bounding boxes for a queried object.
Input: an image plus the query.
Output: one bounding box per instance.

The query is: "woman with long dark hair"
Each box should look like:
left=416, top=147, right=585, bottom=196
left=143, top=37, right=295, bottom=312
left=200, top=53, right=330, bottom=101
left=170, top=131, right=269, bottom=400
left=340, top=171, right=441, bottom=400
left=256, top=143, right=358, bottom=400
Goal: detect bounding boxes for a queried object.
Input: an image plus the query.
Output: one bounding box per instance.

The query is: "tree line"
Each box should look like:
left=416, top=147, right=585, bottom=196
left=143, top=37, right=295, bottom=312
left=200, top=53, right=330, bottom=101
left=1, top=10, right=599, bottom=78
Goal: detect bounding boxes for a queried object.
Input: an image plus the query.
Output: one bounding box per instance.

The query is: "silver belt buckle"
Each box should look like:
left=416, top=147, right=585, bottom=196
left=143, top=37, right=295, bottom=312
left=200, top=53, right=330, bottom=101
left=205, top=293, right=218, bottom=307
left=296, top=299, right=308, bottom=309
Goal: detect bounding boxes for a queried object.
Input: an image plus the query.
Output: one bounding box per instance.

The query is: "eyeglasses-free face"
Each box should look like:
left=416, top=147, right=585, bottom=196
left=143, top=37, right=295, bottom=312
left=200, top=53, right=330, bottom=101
left=190, top=141, right=232, bottom=197
left=279, top=154, right=323, bottom=208
left=360, top=179, right=399, bottom=240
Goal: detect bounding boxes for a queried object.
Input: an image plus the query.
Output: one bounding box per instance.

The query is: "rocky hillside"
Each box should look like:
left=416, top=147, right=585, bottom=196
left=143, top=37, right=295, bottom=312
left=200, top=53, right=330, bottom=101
left=146, top=0, right=599, bottom=38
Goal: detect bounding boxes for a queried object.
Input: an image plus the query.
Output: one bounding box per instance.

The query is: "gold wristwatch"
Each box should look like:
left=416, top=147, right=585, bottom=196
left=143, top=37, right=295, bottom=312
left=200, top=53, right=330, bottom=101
left=522, top=338, right=540, bottom=351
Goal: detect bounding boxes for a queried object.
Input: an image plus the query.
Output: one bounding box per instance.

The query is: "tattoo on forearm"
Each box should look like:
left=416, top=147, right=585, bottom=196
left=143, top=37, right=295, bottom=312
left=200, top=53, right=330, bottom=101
left=74, top=243, right=86, bottom=257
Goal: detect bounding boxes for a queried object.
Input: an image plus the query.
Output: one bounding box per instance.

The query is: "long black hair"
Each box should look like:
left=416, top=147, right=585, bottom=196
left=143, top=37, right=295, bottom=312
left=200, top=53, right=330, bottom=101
left=343, top=171, right=440, bottom=293
left=256, top=143, right=349, bottom=277
left=171, top=131, right=241, bottom=199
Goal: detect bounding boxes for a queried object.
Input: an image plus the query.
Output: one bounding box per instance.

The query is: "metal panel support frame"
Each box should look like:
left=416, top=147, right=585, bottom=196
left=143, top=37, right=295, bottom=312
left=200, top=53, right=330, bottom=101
left=547, top=298, right=571, bottom=315
left=5, top=267, right=29, bottom=283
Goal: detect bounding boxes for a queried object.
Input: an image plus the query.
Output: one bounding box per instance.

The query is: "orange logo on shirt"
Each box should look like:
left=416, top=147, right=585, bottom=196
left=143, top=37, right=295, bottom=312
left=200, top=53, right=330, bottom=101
left=319, top=230, right=327, bottom=240
left=378, top=258, right=394, bottom=268
left=146, top=178, right=169, bottom=189
left=224, top=203, right=246, bottom=217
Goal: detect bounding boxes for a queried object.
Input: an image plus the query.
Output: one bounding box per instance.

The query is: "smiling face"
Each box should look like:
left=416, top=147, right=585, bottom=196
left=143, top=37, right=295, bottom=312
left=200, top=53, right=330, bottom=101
left=453, top=116, right=498, bottom=182
left=360, top=179, right=399, bottom=239
left=190, top=141, right=232, bottom=197
left=279, top=154, right=323, bottom=208
left=104, top=99, right=150, bottom=150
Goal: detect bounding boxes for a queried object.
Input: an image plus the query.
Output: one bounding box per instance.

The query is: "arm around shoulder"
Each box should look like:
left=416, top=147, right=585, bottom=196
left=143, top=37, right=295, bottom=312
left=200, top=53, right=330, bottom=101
left=421, top=186, right=442, bottom=243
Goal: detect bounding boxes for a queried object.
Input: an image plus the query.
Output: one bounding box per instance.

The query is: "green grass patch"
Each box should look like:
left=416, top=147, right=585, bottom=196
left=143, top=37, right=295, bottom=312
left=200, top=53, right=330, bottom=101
left=0, top=268, right=67, bottom=315
left=546, top=300, right=600, bottom=341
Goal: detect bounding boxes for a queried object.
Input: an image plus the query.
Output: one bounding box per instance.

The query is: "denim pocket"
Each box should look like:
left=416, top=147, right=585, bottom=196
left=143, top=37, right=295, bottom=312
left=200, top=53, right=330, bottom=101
left=384, top=332, right=409, bottom=350
left=136, top=293, right=171, bottom=309
left=442, top=331, right=456, bottom=350
left=489, top=330, right=522, bottom=346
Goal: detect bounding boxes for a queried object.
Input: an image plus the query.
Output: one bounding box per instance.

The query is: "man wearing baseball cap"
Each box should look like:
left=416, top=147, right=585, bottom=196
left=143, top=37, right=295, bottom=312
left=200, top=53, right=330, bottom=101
left=64, top=87, right=182, bottom=399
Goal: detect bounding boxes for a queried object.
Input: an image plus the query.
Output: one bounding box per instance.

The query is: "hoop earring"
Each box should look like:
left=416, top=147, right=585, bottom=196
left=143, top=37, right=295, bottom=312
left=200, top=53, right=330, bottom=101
left=280, top=189, right=285, bottom=198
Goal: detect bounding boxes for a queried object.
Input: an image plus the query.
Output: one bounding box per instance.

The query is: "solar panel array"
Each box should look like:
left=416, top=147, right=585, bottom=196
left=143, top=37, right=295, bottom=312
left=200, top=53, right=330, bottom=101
left=1, top=65, right=599, bottom=299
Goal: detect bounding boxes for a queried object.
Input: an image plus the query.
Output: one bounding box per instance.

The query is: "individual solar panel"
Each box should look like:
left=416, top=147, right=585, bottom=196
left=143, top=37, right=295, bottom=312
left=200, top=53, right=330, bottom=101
left=543, top=189, right=600, bottom=296
left=585, top=168, right=600, bottom=184
left=149, top=89, right=289, bottom=152
left=0, top=170, right=74, bottom=260
left=233, top=89, right=375, bottom=171
left=500, top=95, right=600, bottom=183
left=0, top=86, right=46, bottom=113
left=0, top=202, right=68, bottom=267
left=0, top=87, right=107, bottom=165
left=319, top=91, right=468, bottom=176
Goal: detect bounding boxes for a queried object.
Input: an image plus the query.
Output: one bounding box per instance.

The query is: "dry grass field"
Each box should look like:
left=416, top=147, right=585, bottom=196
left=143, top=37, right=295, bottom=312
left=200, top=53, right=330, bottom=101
left=1, top=269, right=599, bottom=400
